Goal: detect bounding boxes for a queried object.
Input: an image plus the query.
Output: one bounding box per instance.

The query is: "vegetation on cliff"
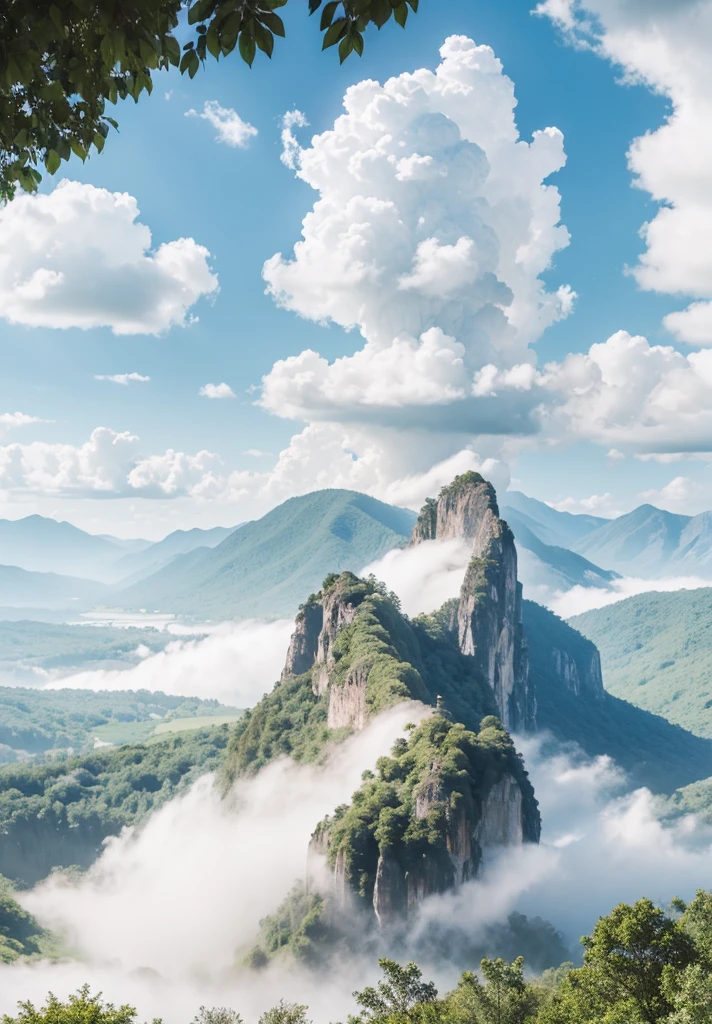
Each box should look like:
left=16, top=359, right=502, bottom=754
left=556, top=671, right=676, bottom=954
left=0, top=725, right=231, bottom=885
left=0, top=874, right=53, bottom=962
left=316, top=714, right=538, bottom=909
left=221, top=573, right=501, bottom=788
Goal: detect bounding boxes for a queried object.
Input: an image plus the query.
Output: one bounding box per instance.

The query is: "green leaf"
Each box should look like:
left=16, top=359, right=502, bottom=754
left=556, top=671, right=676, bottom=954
left=352, top=29, right=364, bottom=56
left=338, top=34, right=354, bottom=63
left=13, top=128, right=28, bottom=148
left=238, top=31, right=256, bottom=66
left=371, top=0, right=392, bottom=28
left=254, top=22, right=274, bottom=57
left=261, top=11, right=285, bottom=36
left=165, top=35, right=181, bottom=65
left=93, top=132, right=105, bottom=153
left=70, top=139, right=88, bottom=161
left=393, top=2, right=408, bottom=27
left=188, top=0, right=213, bottom=25
left=45, top=149, right=61, bottom=174
left=320, top=1, right=339, bottom=30
left=322, top=17, right=348, bottom=48
left=309, top=0, right=322, bottom=12
left=188, top=50, right=200, bottom=78
left=179, top=51, right=192, bottom=73
left=206, top=23, right=221, bottom=58
left=407, top=0, right=419, bottom=9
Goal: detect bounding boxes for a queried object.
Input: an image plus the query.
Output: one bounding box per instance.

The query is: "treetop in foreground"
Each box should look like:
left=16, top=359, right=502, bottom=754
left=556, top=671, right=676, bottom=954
left=0, top=0, right=420, bottom=201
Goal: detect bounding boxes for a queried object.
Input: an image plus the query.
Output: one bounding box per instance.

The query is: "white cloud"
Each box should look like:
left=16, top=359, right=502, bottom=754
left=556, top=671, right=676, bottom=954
left=549, top=492, right=620, bottom=516
left=0, top=426, right=225, bottom=500
left=242, top=448, right=273, bottom=457
left=47, top=619, right=293, bottom=707
left=0, top=412, right=46, bottom=432
left=544, top=330, right=712, bottom=454
left=94, top=373, right=151, bottom=385
left=261, top=35, right=573, bottom=437
left=543, top=574, right=712, bottom=618
left=0, top=180, right=218, bottom=335
left=362, top=538, right=473, bottom=617
left=199, top=382, right=236, bottom=399
left=280, top=109, right=309, bottom=170
left=538, top=0, right=712, bottom=338
left=186, top=101, right=258, bottom=148
left=638, top=474, right=703, bottom=511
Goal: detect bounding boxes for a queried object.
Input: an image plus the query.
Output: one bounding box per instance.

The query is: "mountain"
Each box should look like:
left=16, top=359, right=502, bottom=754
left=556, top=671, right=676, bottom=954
left=504, top=507, right=620, bottom=593
left=569, top=589, right=712, bottom=739
left=0, top=515, right=125, bottom=580
left=570, top=504, right=691, bottom=576
left=502, top=491, right=607, bottom=547
left=0, top=564, right=108, bottom=609
left=111, top=524, right=241, bottom=584
left=117, top=489, right=418, bottom=620
left=525, top=599, right=712, bottom=791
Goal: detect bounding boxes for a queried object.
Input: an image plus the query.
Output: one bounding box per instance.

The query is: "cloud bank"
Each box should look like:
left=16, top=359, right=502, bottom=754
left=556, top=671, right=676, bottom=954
left=0, top=181, right=218, bottom=335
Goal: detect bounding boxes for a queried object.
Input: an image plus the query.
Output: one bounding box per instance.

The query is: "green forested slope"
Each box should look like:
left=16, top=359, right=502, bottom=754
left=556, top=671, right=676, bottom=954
left=569, top=588, right=712, bottom=738
left=116, top=490, right=416, bottom=620
left=524, top=600, right=712, bottom=792
left=0, top=685, right=241, bottom=762
left=0, top=725, right=231, bottom=885
left=0, top=619, right=177, bottom=668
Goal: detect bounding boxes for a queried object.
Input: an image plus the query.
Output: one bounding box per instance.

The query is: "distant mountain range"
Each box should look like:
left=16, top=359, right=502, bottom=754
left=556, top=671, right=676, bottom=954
left=0, top=515, right=241, bottom=586
left=116, top=489, right=417, bottom=620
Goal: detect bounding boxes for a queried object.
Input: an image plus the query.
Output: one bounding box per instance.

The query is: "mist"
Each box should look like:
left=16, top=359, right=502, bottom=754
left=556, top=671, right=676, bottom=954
left=38, top=619, right=294, bottom=706
left=361, top=540, right=472, bottom=617
left=543, top=575, right=712, bottom=618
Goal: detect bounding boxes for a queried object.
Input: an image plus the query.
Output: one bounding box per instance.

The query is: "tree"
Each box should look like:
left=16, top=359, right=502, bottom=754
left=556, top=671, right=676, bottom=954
left=191, top=1009, right=243, bottom=1024
left=1, top=987, right=141, bottom=1024
left=258, top=1002, right=310, bottom=1024
left=579, top=899, right=698, bottom=1024
left=446, top=959, right=539, bottom=1024
left=349, top=959, right=438, bottom=1024
left=0, top=0, right=420, bottom=201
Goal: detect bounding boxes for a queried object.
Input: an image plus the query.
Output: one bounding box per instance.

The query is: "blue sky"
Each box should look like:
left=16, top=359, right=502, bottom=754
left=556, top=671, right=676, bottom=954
left=1, top=0, right=711, bottom=537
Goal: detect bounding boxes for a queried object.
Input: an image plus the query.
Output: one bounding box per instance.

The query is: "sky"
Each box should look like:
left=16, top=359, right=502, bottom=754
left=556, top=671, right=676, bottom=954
left=2, top=0, right=712, bottom=538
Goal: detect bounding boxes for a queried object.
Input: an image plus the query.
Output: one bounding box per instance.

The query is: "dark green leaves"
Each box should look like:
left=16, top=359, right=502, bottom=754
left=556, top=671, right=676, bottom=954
left=0, top=0, right=421, bottom=200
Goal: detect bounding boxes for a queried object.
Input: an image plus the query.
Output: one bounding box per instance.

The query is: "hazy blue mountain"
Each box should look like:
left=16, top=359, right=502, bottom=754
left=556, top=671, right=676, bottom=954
left=502, top=491, right=607, bottom=547
left=505, top=508, right=619, bottom=593
left=0, top=515, right=125, bottom=580
left=111, top=524, right=241, bottom=584
left=570, top=588, right=712, bottom=739
left=571, top=504, right=690, bottom=576
left=0, top=565, right=108, bottom=609
left=117, top=489, right=417, bottom=620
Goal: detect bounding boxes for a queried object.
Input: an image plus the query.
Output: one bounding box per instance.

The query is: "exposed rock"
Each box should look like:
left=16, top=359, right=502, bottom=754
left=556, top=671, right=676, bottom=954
left=411, top=473, right=535, bottom=731
left=550, top=645, right=604, bottom=699
left=475, top=774, right=524, bottom=848
left=281, top=600, right=323, bottom=681
left=328, top=666, right=368, bottom=729
left=373, top=851, right=408, bottom=926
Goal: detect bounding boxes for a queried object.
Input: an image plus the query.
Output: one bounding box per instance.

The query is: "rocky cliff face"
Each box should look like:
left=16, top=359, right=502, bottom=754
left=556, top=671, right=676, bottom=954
left=411, top=473, right=535, bottom=731
left=308, top=714, right=539, bottom=930
left=550, top=644, right=604, bottom=699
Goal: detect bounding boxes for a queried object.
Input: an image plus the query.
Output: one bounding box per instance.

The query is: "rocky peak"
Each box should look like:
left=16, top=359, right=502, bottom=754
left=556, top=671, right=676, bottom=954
left=411, top=473, right=535, bottom=732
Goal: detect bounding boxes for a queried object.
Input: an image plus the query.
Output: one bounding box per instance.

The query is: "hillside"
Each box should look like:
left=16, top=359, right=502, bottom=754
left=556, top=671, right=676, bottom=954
left=0, top=725, right=232, bottom=885
left=569, top=589, right=712, bottom=739
left=110, top=524, right=240, bottom=584
left=0, top=619, right=176, bottom=668
left=0, top=564, right=108, bottom=609
left=524, top=599, right=712, bottom=792
left=0, top=685, right=242, bottom=763
left=117, top=489, right=417, bottom=620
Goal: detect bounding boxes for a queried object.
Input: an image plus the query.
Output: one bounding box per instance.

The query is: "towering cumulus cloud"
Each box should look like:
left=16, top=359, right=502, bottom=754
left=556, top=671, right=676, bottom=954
left=260, top=37, right=573, bottom=467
